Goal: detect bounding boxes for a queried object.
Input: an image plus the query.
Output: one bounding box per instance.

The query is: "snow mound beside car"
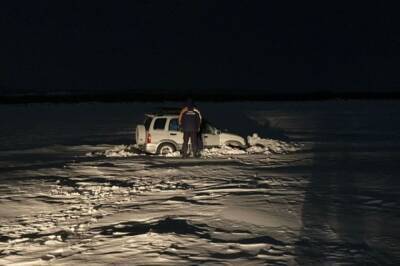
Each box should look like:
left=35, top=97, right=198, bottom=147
left=86, top=145, right=142, bottom=157
left=246, top=133, right=301, bottom=154
left=201, top=145, right=247, bottom=156
left=201, top=133, right=301, bottom=157
left=86, top=133, right=301, bottom=158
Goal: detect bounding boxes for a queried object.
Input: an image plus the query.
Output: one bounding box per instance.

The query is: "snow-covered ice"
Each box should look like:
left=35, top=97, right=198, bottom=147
left=0, top=101, right=399, bottom=265
left=85, top=134, right=301, bottom=158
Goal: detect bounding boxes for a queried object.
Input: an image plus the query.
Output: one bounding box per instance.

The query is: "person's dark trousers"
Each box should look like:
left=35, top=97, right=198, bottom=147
left=182, top=131, right=198, bottom=157
left=197, top=129, right=203, bottom=151
left=197, top=135, right=203, bottom=151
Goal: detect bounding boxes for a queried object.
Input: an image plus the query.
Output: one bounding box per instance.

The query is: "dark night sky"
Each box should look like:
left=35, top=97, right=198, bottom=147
left=1, top=1, right=400, bottom=94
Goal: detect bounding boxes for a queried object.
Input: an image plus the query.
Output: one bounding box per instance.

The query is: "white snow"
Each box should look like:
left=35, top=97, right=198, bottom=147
left=84, top=133, right=301, bottom=158
left=247, top=133, right=301, bottom=154
left=86, top=145, right=141, bottom=157
left=201, top=145, right=247, bottom=156
left=1, top=101, right=399, bottom=265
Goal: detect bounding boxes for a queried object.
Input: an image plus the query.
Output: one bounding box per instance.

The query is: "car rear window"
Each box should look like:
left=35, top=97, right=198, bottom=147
left=169, top=119, right=179, bottom=131
left=153, top=118, right=167, bottom=130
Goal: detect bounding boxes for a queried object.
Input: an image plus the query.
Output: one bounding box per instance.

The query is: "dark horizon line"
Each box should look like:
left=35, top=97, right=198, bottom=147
left=1, top=91, right=400, bottom=104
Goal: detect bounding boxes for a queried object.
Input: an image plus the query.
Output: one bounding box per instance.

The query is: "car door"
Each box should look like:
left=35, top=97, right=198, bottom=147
left=202, top=133, right=220, bottom=147
left=167, top=118, right=184, bottom=145
left=201, top=122, right=220, bottom=147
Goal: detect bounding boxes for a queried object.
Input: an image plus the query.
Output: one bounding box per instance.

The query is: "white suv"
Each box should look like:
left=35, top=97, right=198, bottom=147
left=135, top=112, right=247, bottom=155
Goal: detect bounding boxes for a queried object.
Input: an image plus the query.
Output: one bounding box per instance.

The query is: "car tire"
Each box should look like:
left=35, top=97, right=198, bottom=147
left=157, top=143, right=176, bottom=155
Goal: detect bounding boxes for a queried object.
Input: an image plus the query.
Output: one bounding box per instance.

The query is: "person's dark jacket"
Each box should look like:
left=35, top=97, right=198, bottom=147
left=181, top=107, right=201, bottom=132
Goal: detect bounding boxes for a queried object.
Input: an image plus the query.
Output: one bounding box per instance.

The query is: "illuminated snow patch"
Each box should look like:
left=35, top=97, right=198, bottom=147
left=85, top=133, right=301, bottom=158
left=86, top=145, right=141, bottom=157
left=164, top=151, right=181, bottom=157
left=201, top=145, right=247, bottom=157
left=246, top=133, right=301, bottom=154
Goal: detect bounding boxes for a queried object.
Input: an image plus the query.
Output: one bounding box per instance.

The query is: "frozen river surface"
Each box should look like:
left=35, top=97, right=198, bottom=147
left=0, top=101, right=399, bottom=265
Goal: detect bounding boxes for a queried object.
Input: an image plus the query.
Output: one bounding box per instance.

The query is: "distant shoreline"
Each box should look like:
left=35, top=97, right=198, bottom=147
left=1, top=92, right=399, bottom=104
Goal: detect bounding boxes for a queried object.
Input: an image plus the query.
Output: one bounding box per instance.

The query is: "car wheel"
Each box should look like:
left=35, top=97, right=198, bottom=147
left=157, top=143, right=176, bottom=155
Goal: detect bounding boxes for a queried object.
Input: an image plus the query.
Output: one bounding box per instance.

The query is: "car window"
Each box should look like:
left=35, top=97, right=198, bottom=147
left=168, top=118, right=180, bottom=131
left=153, top=118, right=167, bottom=130
left=202, top=122, right=217, bottom=134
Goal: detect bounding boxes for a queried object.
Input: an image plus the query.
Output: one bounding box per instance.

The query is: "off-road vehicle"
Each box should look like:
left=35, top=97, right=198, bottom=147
left=135, top=111, right=246, bottom=155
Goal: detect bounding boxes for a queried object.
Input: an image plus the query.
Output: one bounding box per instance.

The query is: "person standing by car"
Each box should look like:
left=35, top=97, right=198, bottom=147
left=179, top=99, right=202, bottom=158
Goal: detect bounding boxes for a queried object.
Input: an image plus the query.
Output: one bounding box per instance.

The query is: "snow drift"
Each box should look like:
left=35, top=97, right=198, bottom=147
left=86, top=133, right=302, bottom=158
